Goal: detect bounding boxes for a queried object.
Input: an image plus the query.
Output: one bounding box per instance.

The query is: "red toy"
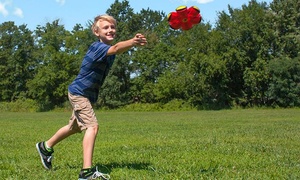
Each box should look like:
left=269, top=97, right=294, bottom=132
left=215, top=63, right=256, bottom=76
left=167, top=5, right=202, bottom=30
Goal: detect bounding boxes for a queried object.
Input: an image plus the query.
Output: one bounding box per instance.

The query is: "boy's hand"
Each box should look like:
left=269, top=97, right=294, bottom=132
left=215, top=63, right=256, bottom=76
left=133, top=33, right=147, bottom=46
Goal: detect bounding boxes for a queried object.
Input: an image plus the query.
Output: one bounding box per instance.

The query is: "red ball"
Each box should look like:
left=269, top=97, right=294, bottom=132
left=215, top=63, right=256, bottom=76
left=167, top=5, right=202, bottom=31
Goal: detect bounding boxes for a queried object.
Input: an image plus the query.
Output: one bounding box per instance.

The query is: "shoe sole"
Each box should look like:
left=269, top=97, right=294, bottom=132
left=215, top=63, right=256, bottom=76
left=36, top=143, right=51, bottom=170
left=78, top=178, right=107, bottom=180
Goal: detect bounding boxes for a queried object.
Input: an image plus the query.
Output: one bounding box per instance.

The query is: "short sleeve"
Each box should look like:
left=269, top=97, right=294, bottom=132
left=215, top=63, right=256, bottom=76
left=88, top=41, right=111, bottom=62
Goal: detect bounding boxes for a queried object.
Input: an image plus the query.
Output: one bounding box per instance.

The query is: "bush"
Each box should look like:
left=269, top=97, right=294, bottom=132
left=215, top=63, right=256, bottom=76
left=0, top=99, right=39, bottom=112
left=119, top=103, right=163, bottom=112
left=118, top=100, right=195, bottom=112
left=162, top=99, right=194, bottom=111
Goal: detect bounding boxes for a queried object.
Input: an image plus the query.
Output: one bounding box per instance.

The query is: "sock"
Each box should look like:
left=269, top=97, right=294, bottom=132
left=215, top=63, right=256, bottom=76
left=44, top=141, right=53, bottom=152
left=81, top=167, right=92, bottom=173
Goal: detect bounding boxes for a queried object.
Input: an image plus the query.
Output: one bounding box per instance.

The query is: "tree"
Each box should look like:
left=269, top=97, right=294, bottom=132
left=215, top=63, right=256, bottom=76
left=1, top=0, right=300, bottom=110
left=95, top=0, right=135, bottom=108
left=267, top=57, right=300, bottom=107
left=270, top=0, right=300, bottom=58
left=65, top=24, right=96, bottom=82
left=99, top=0, right=166, bottom=107
left=154, top=23, right=229, bottom=109
left=129, top=8, right=179, bottom=104
left=265, top=0, right=300, bottom=107
left=133, top=40, right=180, bottom=103
left=27, top=20, right=74, bottom=110
left=243, top=59, right=270, bottom=106
left=0, top=22, right=35, bottom=101
left=215, top=0, right=274, bottom=106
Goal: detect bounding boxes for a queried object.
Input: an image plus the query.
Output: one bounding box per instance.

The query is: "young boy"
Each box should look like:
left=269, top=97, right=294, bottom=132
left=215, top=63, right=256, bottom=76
left=36, top=14, right=147, bottom=180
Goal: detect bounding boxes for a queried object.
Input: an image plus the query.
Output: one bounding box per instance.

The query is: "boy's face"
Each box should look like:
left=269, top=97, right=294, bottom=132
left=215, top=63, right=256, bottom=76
left=95, top=20, right=116, bottom=45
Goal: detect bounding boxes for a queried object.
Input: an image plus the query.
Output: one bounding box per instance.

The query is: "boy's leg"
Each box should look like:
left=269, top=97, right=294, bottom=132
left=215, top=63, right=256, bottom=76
left=68, top=93, right=99, bottom=169
left=79, top=126, right=111, bottom=180
left=36, top=124, right=78, bottom=170
left=46, top=125, right=78, bottom=148
left=82, top=125, right=99, bottom=168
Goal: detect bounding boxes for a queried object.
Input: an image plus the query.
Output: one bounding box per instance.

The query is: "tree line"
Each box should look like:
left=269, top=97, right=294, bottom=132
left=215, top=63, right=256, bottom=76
left=0, top=0, right=299, bottom=111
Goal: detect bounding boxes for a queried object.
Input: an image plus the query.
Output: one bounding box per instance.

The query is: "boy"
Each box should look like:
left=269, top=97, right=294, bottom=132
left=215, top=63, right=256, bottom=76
left=36, top=14, right=147, bottom=180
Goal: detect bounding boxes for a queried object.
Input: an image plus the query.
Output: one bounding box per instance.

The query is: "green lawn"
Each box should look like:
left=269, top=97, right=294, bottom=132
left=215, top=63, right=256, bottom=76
left=0, top=109, right=299, bottom=179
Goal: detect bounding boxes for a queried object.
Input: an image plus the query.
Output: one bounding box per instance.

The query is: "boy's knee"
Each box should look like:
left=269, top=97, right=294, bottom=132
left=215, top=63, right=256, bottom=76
left=89, top=125, right=99, bottom=135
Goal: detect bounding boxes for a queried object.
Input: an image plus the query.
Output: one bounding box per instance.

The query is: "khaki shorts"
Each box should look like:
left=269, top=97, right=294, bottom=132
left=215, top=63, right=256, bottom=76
left=68, top=92, right=98, bottom=132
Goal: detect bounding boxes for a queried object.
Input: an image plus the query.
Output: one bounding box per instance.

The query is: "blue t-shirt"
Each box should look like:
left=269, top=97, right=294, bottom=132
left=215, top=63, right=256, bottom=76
left=68, top=41, right=116, bottom=103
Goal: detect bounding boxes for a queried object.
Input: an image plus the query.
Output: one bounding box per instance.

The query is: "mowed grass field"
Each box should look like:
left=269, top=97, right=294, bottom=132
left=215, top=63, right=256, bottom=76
left=0, top=109, right=299, bottom=179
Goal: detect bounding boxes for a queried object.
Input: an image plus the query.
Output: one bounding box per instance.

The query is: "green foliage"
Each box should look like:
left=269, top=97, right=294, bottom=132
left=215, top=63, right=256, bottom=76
left=0, top=99, right=38, bottom=112
left=1, top=109, right=300, bottom=179
left=0, top=0, right=300, bottom=110
left=162, top=99, right=194, bottom=111
left=267, top=57, right=300, bottom=107
left=0, top=22, right=35, bottom=101
left=243, top=59, right=270, bottom=106
left=99, top=0, right=155, bottom=108
left=270, top=0, right=300, bottom=58
left=119, top=103, right=163, bottom=111
left=216, top=1, right=274, bottom=105
left=118, top=99, right=194, bottom=112
left=25, top=21, right=94, bottom=111
left=26, top=21, right=73, bottom=110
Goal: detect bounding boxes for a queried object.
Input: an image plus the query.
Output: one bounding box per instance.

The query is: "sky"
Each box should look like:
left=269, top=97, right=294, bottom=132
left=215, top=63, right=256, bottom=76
left=0, top=0, right=272, bottom=31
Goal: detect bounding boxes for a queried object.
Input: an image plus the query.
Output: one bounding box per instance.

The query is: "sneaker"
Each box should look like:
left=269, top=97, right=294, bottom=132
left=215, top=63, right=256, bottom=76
left=36, top=142, right=54, bottom=170
left=78, top=166, right=110, bottom=180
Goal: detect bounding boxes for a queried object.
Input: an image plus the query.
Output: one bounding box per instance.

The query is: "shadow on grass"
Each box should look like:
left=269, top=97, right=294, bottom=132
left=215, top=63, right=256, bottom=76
left=53, top=162, right=152, bottom=173
left=96, top=162, right=152, bottom=173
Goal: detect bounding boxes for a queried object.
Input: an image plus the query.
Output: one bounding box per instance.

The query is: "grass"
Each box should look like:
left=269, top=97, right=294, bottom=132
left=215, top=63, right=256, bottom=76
left=0, top=109, right=299, bottom=179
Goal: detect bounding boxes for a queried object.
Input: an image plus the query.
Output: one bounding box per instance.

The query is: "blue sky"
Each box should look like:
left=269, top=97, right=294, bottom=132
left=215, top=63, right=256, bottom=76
left=0, top=0, right=272, bottom=31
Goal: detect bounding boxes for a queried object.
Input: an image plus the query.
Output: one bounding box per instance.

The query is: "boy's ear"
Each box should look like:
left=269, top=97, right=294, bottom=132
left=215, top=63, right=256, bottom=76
left=93, top=28, right=100, bottom=36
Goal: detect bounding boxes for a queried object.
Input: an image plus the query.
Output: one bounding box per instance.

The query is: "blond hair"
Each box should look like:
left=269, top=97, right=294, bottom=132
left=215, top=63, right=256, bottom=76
left=92, top=14, right=117, bottom=33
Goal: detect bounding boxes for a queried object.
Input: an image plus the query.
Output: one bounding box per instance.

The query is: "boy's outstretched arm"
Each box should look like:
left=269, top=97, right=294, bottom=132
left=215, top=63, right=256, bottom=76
left=107, top=33, right=147, bottom=56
